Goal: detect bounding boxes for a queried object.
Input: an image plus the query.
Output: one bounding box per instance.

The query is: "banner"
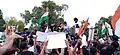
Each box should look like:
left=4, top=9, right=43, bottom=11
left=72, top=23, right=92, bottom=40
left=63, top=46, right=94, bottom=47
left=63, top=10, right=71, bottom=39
left=47, top=33, right=67, bottom=49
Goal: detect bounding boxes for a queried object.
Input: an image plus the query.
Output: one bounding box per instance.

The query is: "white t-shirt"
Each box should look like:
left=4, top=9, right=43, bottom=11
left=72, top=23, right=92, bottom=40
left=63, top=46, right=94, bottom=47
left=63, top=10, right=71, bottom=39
left=74, top=22, right=81, bottom=33
left=80, top=35, right=87, bottom=48
left=64, top=25, right=70, bottom=34
left=28, top=46, right=34, bottom=52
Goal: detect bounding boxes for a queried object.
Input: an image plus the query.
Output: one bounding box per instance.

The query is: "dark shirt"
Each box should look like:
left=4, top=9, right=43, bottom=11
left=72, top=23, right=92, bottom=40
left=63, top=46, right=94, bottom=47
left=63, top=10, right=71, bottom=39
left=17, top=51, right=34, bottom=55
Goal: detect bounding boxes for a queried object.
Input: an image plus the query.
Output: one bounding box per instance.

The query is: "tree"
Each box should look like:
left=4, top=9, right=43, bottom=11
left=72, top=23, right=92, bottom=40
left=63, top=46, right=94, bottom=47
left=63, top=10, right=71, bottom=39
left=0, top=9, right=3, bottom=19
left=20, top=10, right=32, bottom=25
left=17, top=20, right=24, bottom=32
left=20, top=1, right=68, bottom=28
left=0, top=19, right=5, bottom=32
left=7, top=17, right=17, bottom=26
left=80, top=20, right=85, bottom=26
left=0, top=10, right=5, bottom=32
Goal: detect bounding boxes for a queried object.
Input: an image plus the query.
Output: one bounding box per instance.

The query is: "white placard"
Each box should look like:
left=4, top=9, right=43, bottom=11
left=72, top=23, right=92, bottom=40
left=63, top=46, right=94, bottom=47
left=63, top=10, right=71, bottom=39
left=36, top=31, right=47, bottom=42
left=47, top=33, right=67, bottom=49
left=0, top=32, right=2, bottom=38
left=47, top=32, right=59, bottom=35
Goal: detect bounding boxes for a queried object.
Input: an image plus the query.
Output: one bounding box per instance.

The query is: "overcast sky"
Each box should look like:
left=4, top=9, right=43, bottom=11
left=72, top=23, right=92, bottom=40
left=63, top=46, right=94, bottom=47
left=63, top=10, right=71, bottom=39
left=0, top=0, right=120, bottom=27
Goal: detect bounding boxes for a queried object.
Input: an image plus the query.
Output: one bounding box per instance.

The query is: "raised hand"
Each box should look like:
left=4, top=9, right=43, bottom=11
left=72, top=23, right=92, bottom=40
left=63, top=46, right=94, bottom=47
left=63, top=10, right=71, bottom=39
left=39, top=40, right=48, bottom=55
left=65, top=39, right=70, bottom=47
left=0, top=34, right=23, bottom=55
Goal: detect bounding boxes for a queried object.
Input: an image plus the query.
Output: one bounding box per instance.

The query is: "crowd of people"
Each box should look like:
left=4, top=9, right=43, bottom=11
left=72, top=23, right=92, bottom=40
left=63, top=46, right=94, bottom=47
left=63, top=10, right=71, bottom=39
left=0, top=18, right=120, bottom=55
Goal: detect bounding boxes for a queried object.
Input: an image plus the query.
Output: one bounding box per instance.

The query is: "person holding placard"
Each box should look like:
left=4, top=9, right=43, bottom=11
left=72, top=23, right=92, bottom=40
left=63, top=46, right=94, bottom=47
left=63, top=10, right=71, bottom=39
left=63, top=22, right=70, bottom=39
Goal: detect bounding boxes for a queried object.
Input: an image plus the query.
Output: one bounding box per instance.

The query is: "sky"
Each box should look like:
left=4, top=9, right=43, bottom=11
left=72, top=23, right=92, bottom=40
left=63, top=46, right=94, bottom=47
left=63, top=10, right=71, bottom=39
left=0, top=0, right=120, bottom=27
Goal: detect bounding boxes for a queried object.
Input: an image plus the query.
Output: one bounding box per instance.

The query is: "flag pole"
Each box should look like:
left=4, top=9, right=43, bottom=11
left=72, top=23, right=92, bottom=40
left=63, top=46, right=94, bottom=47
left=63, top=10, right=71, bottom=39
left=47, top=0, right=50, bottom=28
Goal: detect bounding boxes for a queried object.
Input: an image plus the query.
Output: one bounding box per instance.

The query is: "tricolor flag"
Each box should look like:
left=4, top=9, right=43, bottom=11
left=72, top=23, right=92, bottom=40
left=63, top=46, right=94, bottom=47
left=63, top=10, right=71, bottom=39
left=101, top=24, right=107, bottom=35
left=111, top=5, right=120, bottom=37
left=39, top=7, right=49, bottom=24
left=78, top=18, right=89, bottom=36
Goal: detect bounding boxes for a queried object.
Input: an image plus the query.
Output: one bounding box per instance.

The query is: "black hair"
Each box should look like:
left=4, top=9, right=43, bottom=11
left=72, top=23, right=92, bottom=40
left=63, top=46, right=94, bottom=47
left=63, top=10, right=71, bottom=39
left=74, top=17, right=78, bottom=23
left=82, top=46, right=89, bottom=55
left=64, top=47, right=69, bottom=55
left=50, top=26, right=54, bottom=32
left=100, top=47, right=108, bottom=55
left=107, top=45, right=115, bottom=55
left=24, top=28, right=28, bottom=32
left=50, top=49, right=58, bottom=55
left=36, top=45, right=41, bottom=54
left=28, top=38, right=34, bottom=46
left=53, top=26, right=57, bottom=31
left=111, top=41, right=119, bottom=49
left=90, top=46, right=97, bottom=55
left=20, top=41, right=28, bottom=49
left=64, top=22, right=67, bottom=24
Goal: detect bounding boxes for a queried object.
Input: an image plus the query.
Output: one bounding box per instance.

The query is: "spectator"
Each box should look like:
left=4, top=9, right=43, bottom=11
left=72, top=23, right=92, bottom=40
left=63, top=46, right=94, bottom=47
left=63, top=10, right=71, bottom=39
left=17, top=41, right=34, bottom=55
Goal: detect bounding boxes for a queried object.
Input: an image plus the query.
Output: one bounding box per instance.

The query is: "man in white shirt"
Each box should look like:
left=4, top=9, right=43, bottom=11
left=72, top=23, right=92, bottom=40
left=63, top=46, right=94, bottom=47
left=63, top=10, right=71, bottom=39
left=73, top=17, right=81, bottom=34
left=80, top=34, right=88, bottom=48
left=73, top=18, right=81, bottom=43
left=63, top=22, right=70, bottom=38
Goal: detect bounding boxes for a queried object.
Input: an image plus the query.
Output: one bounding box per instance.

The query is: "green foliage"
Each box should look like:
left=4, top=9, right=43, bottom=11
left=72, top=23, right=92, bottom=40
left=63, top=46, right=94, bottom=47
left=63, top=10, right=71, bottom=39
left=20, top=10, right=32, bottom=25
left=0, top=19, right=5, bottom=32
left=0, top=10, right=5, bottom=32
left=0, top=10, right=3, bottom=19
left=7, top=17, right=17, bottom=26
left=6, top=17, right=24, bottom=32
left=17, top=21, right=24, bottom=32
left=80, top=20, right=85, bottom=26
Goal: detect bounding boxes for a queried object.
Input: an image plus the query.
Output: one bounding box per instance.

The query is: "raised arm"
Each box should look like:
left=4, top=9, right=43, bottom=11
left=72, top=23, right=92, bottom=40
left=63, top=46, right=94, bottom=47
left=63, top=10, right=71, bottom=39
left=65, top=39, right=73, bottom=55
left=73, top=39, right=81, bottom=55
left=33, top=35, right=37, bottom=48
left=0, top=34, right=23, bottom=55
left=39, top=40, right=48, bottom=55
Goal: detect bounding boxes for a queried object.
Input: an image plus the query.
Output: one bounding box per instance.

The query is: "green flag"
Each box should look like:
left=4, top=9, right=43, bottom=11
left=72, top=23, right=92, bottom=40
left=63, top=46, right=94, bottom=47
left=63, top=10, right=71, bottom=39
left=101, top=24, right=107, bottom=35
